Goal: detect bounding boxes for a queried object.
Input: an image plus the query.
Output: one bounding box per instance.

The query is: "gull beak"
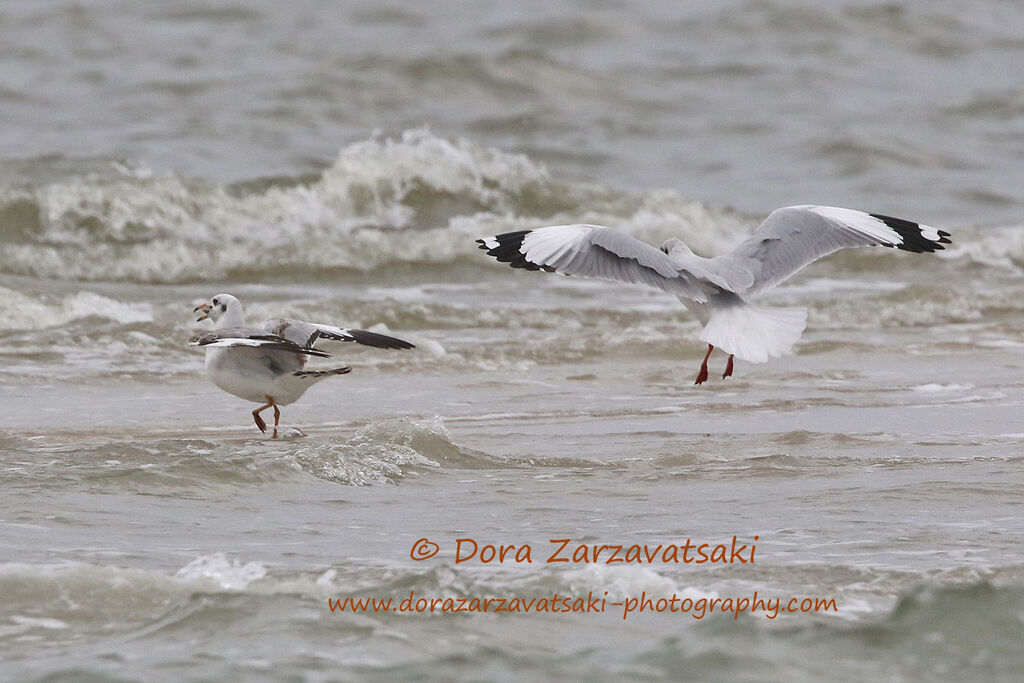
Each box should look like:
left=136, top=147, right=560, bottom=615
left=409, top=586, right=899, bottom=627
left=193, top=302, right=212, bottom=322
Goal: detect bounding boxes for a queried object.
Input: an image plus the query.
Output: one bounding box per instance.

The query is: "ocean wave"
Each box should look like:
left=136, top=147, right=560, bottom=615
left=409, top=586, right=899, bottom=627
left=4, top=282, right=998, bottom=381
left=173, top=553, right=268, bottom=591
left=1, top=132, right=1018, bottom=375
left=944, top=223, right=1024, bottom=272
left=289, top=416, right=474, bottom=485
left=0, top=438, right=311, bottom=491
left=623, top=581, right=1024, bottom=680
left=7, top=554, right=1019, bottom=632
left=0, top=417, right=498, bottom=489
left=0, top=130, right=750, bottom=283
left=5, top=547, right=1023, bottom=683
left=0, top=130, right=1013, bottom=305
left=0, top=287, right=153, bottom=332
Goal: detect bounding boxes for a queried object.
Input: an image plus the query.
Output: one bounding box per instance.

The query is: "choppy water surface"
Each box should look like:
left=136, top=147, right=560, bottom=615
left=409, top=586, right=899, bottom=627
left=2, top=1, right=1024, bottom=681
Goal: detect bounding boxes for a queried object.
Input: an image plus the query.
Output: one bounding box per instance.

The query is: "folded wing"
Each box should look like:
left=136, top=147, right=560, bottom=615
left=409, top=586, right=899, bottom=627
left=263, top=318, right=415, bottom=350
left=189, top=328, right=331, bottom=357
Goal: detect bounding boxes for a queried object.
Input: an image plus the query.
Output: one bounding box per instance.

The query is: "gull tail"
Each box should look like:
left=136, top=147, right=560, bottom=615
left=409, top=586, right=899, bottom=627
left=275, top=366, right=352, bottom=405
left=700, top=304, right=807, bottom=363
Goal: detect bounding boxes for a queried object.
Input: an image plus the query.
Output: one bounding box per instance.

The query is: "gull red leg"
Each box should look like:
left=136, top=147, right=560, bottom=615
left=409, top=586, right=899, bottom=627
left=271, top=400, right=281, bottom=439
left=694, top=344, right=713, bottom=385
left=722, top=354, right=734, bottom=380
left=251, top=401, right=272, bottom=433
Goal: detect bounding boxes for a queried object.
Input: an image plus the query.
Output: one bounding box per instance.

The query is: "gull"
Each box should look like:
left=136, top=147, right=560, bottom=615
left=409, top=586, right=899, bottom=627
left=477, top=205, right=950, bottom=384
left=190, top=294, right=414, bottom=437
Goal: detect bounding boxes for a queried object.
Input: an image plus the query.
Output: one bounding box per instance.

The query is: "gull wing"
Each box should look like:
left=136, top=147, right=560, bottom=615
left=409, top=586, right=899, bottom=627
left=715, top=205, right=951, bottom=296
left=263, top=318, right=415, bottom=350
left=477, top=224, right=708, bottom=302
left=189, top=327, right=331, bottom=357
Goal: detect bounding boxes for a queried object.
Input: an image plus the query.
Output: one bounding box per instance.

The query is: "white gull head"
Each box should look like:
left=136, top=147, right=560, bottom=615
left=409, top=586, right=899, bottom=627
left=193, top=293, right=245, bottom=328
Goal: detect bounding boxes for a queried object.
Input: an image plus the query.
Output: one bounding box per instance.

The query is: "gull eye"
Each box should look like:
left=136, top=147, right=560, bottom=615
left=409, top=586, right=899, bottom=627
left=212, top=298, right=220, bottom=305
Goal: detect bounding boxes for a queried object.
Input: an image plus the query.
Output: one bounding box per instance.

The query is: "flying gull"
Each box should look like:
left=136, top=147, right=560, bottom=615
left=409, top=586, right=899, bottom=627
left=477, top=205, right=950, bottom=384
left=190, top=294, right=414, bottom=437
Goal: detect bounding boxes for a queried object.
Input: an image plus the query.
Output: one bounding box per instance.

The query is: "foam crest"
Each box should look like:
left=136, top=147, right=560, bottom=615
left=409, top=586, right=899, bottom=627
left=943, top=223, right=1024, bottom=272
left=0, top=131, right=745, bottom=282
left=290, top=416, right=465, bottom=485
left=0, top=287, right=153, bottom=331
left=561, top=565, right=714, bottom=603
left=319, top=129, right=553, bottom=218
left=174, top=553, right=268, bottom=591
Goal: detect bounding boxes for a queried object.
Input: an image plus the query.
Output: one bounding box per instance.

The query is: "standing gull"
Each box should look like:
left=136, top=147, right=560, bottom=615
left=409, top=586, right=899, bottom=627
left=477, top=205, right=951, bottom=384
left=190, top=294, right=414, bottom=437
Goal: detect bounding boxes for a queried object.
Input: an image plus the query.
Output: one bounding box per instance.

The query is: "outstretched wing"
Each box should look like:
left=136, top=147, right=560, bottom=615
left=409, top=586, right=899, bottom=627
left=476, top=224, right=708, bottom=302
left=715, top=205, right=951, bottom=296
left=263, top=318, right=415, bottom=351
left=189, top=328, right=331, bottom=357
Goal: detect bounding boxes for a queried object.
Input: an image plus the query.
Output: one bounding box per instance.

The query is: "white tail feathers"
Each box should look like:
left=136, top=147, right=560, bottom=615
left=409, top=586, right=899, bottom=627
left=699, top=304, right=807, bottom=363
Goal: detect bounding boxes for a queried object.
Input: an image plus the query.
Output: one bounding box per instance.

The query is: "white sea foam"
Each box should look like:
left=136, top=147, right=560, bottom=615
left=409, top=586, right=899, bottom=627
left=173, top=553, right=268, bottom=590
left=2, top=131, right=1008, bottom=301
left=0, top=131, right=747, bottom=283
left=0, top=287, right=153, bottom=331
left=911, top=383, right=973, bottom=393
left=561, top=564, right=715, bottom=603
left=8, top=615, right=70, bottom=630
left=944, top=224, right=1024, bottom=272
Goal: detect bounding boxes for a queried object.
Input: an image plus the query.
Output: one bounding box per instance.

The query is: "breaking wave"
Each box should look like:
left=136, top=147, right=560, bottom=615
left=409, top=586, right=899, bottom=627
left=0, top=417, right=496, bottom=489
left=0, top=130, right=756, bottom=283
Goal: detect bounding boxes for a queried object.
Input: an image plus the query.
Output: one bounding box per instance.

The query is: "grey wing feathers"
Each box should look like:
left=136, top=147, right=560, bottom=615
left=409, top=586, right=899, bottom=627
left=264, top=318, right=415, bottom=350
left=477, top=225, right=708, bottom=302
left=715, top=205, right=951, bottom=296
left=313, top=325, right=415, bottom=350
left=189, top=328, right=331, bottom=357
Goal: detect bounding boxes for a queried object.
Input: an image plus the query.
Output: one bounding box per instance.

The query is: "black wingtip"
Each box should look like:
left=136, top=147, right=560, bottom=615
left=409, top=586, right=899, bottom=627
left=869, top=213, right=952, bottom=253
left=477, top=230, right=555, bottom=272
left=346, top=329, right=415, bottom=350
